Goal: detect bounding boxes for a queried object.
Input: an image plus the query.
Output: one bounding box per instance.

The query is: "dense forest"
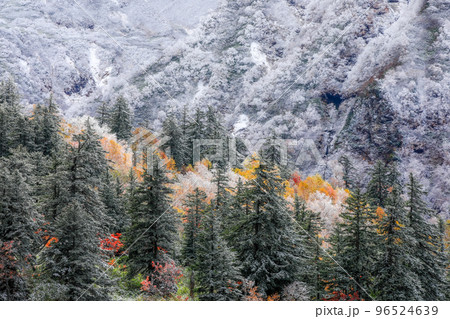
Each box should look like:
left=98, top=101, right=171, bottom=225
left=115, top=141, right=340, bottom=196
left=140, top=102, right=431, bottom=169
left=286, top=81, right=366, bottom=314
left=0, top=79, right=448, bottom=301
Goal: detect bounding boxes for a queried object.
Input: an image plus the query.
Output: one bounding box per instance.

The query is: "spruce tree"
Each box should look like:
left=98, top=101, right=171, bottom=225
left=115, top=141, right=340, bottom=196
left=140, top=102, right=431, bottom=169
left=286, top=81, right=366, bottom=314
left=0, top=80, right=22, bottom=157
left=230, top=160, right=303, bottom=297
left=332, top=188, right=376, bottom=299
left=373, top=183, right=422, bottom=300
left=110, top=96, right=132, bottom=140
left=0, top=153, right=40, bottom=300
left=162, top=113, right=185, bottom=169
left=187, top=108, right=205, bottom=165
left=31, top=97, right=62, bottom=156
left=293, top=195, right=327, bottom=300
left=405, top=173, right=447, bottom=300
left=212, top=164, right=231, bottom=225
left=367, top=160, right=389, bottom=208
left=195, top=205, right=241, bottom=300
left=96, top=102, right=110, bottom=127
left=338, top=155, right=355, bottom=190
left=39, top=120, right=112, bottom=300
left=181, top=188, right=207, bottom=298
left=100, top=171, right=128, bottom=234
left=126, top=156, right=178, bottom=278
left=179, top=107, right=191, bottom=168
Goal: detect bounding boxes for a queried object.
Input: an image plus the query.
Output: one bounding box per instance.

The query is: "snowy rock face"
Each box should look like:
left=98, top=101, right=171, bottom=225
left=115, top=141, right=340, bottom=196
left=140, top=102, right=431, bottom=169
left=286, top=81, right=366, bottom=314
left=1, top=0, right=449, bottom=215
left=0, top=0, right=219, bottom=114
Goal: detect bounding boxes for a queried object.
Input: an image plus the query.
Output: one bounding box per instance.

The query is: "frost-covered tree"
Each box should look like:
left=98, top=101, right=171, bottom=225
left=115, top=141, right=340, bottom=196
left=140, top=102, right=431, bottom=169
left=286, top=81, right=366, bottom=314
left=31, top=96, right=62, bottom=156
left=367, top=160, right=389, bottom=208
left=0, top=80, right=23, bottom=157
left=294, top=194, right=327, bottom=300
left=181, top=188, right=207, bottom=298
left=162, top=113, right=186, bottom=169
left=96, top=102, right=110, bottom=127
left=0, top=151, right=40, bottom=300
left=126, top=156, right=178, bottom=278
left=230, top=160, right=303, bottom=297
left=39, top=121, right=112, bottom=300
left=373, top=183, right=422, bottom=301
left=405, top=173, right=447, bottom=300
left=100, top=172, right=128, bottom=233
left=332, top=188, right=376, bottom=299
left=110, top=96, right=132, bottom=140
left=195, top=205, right=241, bottom=301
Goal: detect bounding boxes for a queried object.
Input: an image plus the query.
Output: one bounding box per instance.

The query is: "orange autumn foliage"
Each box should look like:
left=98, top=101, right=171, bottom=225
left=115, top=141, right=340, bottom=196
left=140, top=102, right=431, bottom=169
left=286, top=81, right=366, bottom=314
left=375, top=207, right=386, bottom=220
left=45, top=237, right=59, bottom=248
left=100, top=137, right=132, bottom=175
left=267, top=293, right=280, bottom=301
left=287, top=173, right=341, bottom=202
left=233, top=156, right=259, bottom=180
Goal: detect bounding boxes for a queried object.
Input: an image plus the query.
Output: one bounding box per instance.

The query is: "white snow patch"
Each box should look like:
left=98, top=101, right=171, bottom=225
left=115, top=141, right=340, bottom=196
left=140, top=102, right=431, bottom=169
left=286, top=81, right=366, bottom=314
left=233, top=114, right=249, bottom=133
left=89, top=44, right=101, bottom=85
left=250, top=42, right=270, bottom=69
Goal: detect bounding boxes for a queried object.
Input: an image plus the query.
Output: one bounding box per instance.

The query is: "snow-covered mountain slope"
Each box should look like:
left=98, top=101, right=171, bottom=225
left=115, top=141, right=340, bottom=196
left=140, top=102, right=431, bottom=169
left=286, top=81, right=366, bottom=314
left=123, top=0, right=450, bottom=215
left=1, top=0, right=449, bottom=215
left=0, top=0, right=219, bottom=114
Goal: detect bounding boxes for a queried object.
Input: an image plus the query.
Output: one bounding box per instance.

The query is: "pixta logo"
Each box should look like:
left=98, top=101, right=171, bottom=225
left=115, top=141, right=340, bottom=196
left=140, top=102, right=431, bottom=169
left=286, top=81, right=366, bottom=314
left=130, top=129, right=172, bottom=175
left=131, top=129, right=324, bottom=173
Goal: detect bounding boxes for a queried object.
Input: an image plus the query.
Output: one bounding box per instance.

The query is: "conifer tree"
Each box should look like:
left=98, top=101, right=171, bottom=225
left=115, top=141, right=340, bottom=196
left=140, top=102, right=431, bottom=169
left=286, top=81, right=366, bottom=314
left=0, top=80, right=22, bottom=157
left=195, top=205, right=241, bottom=300
left=39, top=121, right=112, bottom=300
left=31, top=97, right=63, bottom=156
left=367, top=160, right=389, bottom=208
left=127, top=156, right=178, bottom=278
left=110, top=96, right=132, bottom=140
left=100, top=171, right=127, bottom=233
left=212, top=164, right=231, bottom=224
left=96, top=102, right=110, bottom=127
left=373, top=182, right=422, bottom=300
left=405, top=173, right=447, bottom=300
left=293, top=195, right=326, bottom=300
left=0, top=153, right=40, bottom=300
left=162, top=113, right=185, bottom=169
left=179, top=107, right=191, bottom=168
left=338, top=155, right=355, bottom=189
left=181, top=188, right=207, bottom=298
left=332, top=188, right=376, bottom=299
left=223, top=177, right=251, bottom=240
left=0, top=79, right=20, bottom=107
left=230, top=160, right=303, bottom=297
left=187, top=108, right=205, bottom=165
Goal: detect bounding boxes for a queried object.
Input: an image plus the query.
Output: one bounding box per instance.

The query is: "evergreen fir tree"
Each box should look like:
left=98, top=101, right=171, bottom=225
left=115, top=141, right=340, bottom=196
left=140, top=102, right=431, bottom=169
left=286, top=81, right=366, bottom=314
left=96, top=102, right=110, bottom=127
left=126, top=156, right=178, bottom=278
left=0, top=79, right=20, bottom=107
left=373, top=182, right=422, bottom=300
left=212, top=164, right=231, bottom=225
left=0, top=153, right=40, bottom=300
left=39, top=120, right=112, bottom=300
left=31, top=97, right=62, bottom=156
left=195, top=205, right=241, bottom=300
left=179, top=107, right=191, bottom=168
left=331, top=188, right=376, bottom=299
left=100, top=171, right=128, bottom=234
left=187, top=108, right=205, bottom=165
left=293, top=195, right=327, bottom=300
left=110, top=96, right=132, bottom=140
left=230, top=159, right=304, bottom=297
left=162, top=113, right=185, bottom=169
left=405, top=173, right=447, bottom=300
left=338, top=155, right=355, bottom=189
left=0, top=80, right=22, bottom=157
left=181, top=188, right=207, bottom=298
left=367, top=160, right=389, bottom=208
